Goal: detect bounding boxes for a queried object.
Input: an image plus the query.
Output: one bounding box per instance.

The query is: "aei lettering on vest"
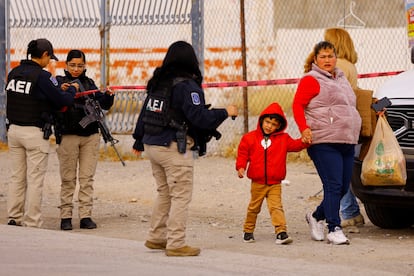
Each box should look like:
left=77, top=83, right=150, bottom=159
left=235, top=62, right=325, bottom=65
left=146, top=98, right=164, bottom=113
left=6, top=79, right=32, bottom=94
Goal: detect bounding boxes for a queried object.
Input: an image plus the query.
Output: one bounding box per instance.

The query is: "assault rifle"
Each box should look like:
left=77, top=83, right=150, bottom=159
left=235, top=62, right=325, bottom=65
left=79, top=98, right=126, bottom=166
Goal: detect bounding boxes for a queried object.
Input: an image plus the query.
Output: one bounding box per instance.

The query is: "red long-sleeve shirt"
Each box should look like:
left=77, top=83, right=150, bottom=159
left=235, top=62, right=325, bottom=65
left=292, top=75, right=320, bottom=133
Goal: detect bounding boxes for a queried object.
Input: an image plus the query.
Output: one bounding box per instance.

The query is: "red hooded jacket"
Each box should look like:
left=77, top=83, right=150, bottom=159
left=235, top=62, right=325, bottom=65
left=236, top=102, right=307, bottom=185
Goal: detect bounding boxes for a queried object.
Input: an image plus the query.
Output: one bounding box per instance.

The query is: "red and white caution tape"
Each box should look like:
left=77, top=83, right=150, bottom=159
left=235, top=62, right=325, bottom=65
left=74, top=71, right=403, bottom=98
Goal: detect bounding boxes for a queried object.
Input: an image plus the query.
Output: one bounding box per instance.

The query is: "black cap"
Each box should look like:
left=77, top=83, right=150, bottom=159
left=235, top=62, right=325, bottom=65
left=34, top=38, right=58, bottom=61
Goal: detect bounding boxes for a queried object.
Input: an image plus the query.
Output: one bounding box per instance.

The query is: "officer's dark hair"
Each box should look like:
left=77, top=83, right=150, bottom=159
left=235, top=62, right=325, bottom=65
left=27, top=40, right=44, bottom=59
left=66, top=49, right=86, bottom=63
left=147, top=40, right=203, bottom=90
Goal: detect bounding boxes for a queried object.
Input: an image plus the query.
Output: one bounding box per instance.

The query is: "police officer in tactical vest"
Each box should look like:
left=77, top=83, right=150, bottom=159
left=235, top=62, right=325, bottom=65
left=6, top=38, right=77, bottom=228
left=132, top=41, right=238, bottom=257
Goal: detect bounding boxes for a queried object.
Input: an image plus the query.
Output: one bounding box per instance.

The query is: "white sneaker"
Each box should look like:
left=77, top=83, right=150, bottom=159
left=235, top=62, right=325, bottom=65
left=327, top=227, right=350, bottom=245
left=305, top=212, right=325, bottom=241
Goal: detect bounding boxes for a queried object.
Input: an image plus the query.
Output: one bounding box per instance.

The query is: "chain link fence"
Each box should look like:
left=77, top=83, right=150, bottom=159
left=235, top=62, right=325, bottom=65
left=3, top=0, right=413, bottom=156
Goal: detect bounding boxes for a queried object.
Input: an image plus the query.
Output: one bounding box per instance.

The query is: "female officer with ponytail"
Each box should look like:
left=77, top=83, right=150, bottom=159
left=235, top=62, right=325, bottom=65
left=6, top=38, right=77, bottom=228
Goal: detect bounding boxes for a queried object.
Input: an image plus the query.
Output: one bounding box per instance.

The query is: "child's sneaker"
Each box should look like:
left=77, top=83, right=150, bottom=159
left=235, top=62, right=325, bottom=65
left=275, top=232, right=293, bottom=245
left=243, top=232, right=255, bottom=243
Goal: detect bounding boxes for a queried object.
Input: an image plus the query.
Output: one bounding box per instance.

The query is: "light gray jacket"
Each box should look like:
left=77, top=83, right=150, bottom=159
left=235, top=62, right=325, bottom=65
left=305, top=64, right=361, bottom=145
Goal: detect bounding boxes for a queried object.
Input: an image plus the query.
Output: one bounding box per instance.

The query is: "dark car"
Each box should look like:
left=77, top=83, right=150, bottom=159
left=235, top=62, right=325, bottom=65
left=351, top=68, right=414, bottom=229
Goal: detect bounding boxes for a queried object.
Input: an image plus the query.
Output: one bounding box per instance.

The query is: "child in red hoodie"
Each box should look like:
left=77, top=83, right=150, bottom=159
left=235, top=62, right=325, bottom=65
left=236, top=102, right=308, bottom=244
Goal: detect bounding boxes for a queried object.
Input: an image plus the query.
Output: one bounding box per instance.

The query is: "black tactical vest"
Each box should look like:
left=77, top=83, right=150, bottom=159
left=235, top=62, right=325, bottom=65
left=6, top=60, right=51, bottom=127
left=56, top=75, right=99, bottom=135
left=142, top=78, right=187, bottom=135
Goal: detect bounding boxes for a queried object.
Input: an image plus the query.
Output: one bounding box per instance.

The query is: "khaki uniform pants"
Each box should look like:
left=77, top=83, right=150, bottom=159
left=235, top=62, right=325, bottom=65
left=7, top=125, right=50, bottom=228
left=144, top=142, right=194, bottom=250
left=243, top=182, right=287, bottom=234
left=56, top=134, right=99, bottom=219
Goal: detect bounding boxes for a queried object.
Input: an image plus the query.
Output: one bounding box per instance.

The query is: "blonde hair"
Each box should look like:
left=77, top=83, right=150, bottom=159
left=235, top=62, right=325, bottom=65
left=304, top=51, right=314, bottom=73
left=324, top=27, right=358, bottom=64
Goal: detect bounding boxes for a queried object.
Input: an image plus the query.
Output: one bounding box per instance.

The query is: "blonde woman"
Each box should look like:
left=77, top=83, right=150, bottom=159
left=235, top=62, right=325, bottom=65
left=324, top=27, right=365, bottom=230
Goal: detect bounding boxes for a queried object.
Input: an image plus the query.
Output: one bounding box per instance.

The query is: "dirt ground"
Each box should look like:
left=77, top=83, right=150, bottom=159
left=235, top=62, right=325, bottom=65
left=1, top=144, right=414, bottom=275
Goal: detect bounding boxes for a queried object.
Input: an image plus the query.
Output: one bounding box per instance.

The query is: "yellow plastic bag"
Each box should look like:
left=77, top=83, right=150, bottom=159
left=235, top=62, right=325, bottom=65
left=361, top=115, right=406, bottom=186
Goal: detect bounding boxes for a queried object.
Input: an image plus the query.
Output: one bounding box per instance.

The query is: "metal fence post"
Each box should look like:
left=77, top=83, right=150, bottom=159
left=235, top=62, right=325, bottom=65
left=0, top=0, right=7, bottom=142
left=191, top=0, right=204, bottom=75
left=100, top=0, right=110, bottom=89
left=240, top=0, right=248, bottom=134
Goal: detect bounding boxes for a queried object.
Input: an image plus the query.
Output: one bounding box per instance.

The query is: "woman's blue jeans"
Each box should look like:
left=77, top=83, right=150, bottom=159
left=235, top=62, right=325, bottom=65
left=307, top=143, right=355, bottom=232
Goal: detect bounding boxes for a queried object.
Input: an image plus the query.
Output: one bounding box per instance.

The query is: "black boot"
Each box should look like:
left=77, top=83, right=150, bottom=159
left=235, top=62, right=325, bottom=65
left=80, top=218, right=97, bottom=229
left=60, top=218, right=72, bottom=230
left=7, top=219, right=19, bottom=226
